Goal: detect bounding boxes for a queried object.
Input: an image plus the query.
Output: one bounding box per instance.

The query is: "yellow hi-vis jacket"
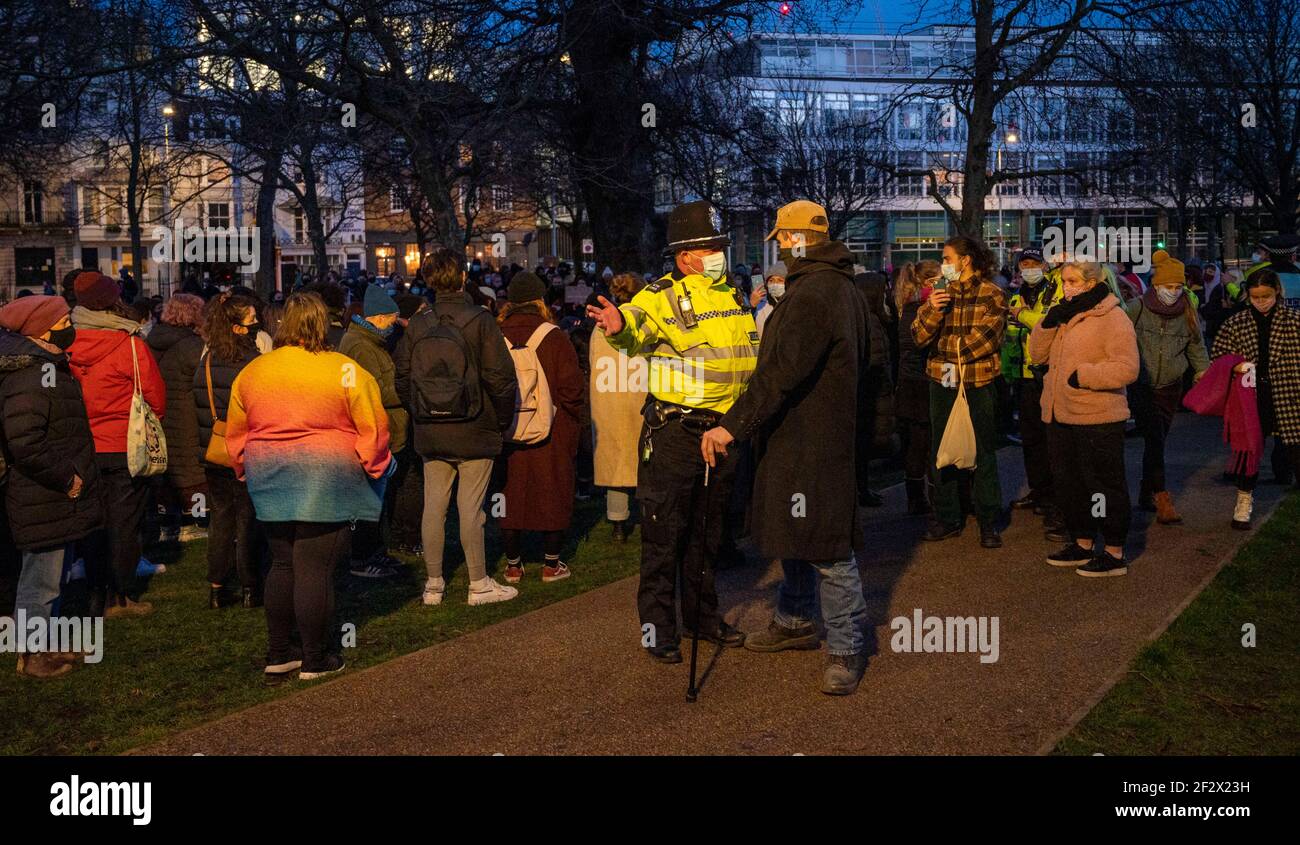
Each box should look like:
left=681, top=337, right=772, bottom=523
left=1007, top=268, right=1065, bottom=377
left=605, top=270, right=758, bottom=413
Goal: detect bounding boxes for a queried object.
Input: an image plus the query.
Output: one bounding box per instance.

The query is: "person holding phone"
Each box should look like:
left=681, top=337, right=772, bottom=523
left=911, top=236, right=1008, bottom=549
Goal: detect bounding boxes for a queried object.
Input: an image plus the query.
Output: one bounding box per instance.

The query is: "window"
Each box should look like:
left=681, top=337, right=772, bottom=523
left=145, top=191, right=164, bottom=224
left=491, top=185, right=513, bottom=212
left=294, top=208, right=306, bottom=243
left=207, top=202, right=230, bottom=229
left=104, top=189, right=123, bottom=227
left=1034, top=154, right=1064, bottom=196
left=896, top=151, right=924, bottom=196
left=389, top=187, right=407, bottom=213
left=23, top=180, right=43, bottom=224
left=81, top=187, right=100, bottom=225
left=897, top=102, right=924, bottom=141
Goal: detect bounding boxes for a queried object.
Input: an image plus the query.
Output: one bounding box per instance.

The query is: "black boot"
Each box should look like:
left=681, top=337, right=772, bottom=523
left=905, top=478, right=931, bottom=515
left=611, top=520, right=627, bottom=543
left=1137, top=479, right=1156, bottom=511
left=242, top=587, right=262, bottom=609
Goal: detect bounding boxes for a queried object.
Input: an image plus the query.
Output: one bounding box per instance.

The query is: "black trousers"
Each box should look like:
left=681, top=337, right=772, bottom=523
left=355, top=446, right=423, bottom=559
left=636, top=417, right=736, bottom=645
left=1049, top=421, right=1131, bottom=547
left=1130, top=381, right=1182, bottom=493
left=85, top=454, right=150, bottom=601
left=205, top=467, right=260, bottom=588
left=1018, top=376, right=1053, bottom=498
left=263, top=521, right=350, bottom=672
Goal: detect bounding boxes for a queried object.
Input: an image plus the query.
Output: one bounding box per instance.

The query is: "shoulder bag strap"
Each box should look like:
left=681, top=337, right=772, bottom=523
left=205, top=353, right=220, bottom=422
left=129, top=334, right=143, bottom=397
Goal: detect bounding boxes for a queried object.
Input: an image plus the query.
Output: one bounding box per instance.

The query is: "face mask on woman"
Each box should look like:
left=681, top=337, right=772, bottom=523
left=1156, top=286, right=1182, bottom=306
left=766, top=281, right=786, bottom=302
left=47, top=325, right=76, bottom=350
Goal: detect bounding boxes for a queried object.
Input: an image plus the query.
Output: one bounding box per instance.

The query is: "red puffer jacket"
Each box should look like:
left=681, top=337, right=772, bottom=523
left=68, top=328, right=166, bottom=454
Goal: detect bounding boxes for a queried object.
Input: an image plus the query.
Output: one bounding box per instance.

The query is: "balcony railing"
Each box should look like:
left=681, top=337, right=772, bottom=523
left=0, top=210, right=73, bottom=228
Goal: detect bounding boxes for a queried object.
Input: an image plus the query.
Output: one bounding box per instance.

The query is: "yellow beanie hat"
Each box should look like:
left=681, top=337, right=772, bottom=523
left=1150, top=250, right=1185, bottom=287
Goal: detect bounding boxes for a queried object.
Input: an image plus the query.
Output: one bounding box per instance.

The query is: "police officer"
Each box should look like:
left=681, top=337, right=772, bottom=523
left=586, top=200, right=757, bottom=663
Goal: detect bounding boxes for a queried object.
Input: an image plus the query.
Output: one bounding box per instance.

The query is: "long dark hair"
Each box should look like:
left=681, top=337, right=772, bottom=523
left=204, top=293, right=259, bottom=364
left=944, top=235, right=996, bottom=283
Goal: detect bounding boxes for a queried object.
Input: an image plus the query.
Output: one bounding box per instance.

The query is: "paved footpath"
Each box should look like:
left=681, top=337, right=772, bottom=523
left=142, top=414, right=1286, bottom=755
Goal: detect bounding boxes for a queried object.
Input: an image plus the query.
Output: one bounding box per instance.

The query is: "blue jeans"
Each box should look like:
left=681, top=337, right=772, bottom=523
left=773, top=557, right=868, bottom=656
left=16, top=546, right=69, bottom=624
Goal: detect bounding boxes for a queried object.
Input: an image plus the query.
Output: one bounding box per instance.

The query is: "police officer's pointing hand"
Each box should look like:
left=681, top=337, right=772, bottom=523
left=586, top=295, right=624, bottom=335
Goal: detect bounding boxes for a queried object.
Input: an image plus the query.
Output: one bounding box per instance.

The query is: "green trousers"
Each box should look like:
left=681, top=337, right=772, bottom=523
left=928, top=380, right=1003, bottom=528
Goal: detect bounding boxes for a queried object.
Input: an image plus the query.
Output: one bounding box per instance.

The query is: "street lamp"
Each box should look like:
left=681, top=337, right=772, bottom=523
left=996, top=123, right=1019, bottom=266
left=162, top=104, right=174, bottom=157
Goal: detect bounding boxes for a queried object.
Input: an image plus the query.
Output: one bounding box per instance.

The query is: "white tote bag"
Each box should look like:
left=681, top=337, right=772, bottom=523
left=126, top=336, right=168, bottom=477
left=935, top=376, right=977, bottom=470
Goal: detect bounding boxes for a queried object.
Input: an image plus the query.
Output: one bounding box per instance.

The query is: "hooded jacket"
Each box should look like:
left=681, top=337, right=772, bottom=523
left=0, top=330, right=103, bottom=549
left=68, top=322, right=166, bottom=454
left=1028, top=289, right=1139, bottom=425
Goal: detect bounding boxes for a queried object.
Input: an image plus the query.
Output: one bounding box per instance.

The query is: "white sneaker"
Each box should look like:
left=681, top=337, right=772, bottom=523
left=422, top=578, right=446, bottom=606
left=467, top=577, right=519, bottom=606
left=1231, top=491, right=1253, bottom=530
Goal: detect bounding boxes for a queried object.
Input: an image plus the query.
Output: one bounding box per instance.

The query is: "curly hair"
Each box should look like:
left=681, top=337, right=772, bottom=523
left=162, top=293, right=205, bottom=331
left=944, top=235, right=996, bottom=282
left=610, top=272, right=644, bottom=305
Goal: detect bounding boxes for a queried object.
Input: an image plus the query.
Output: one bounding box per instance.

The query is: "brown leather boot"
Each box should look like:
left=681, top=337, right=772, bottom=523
left=16, top=653, right=73, bottom=679
left=1154, top=491, right=1183, bottom=524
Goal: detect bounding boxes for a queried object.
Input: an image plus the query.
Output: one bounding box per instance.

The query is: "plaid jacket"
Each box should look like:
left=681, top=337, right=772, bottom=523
left=1211, top=304, right=1300, bottom=445
left=911, top=276, right=1008, bottom=388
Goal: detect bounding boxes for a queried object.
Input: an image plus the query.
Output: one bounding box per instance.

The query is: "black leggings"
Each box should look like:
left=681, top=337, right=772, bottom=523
left=502, top=529, right=564, bottom=560
left=263, top=521, right=350, bottom=671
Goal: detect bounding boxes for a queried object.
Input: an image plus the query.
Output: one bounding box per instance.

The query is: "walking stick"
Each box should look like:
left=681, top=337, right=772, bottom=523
left=687, top=462, right=709, bottom=702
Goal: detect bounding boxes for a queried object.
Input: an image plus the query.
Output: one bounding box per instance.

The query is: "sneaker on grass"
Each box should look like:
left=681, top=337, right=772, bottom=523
left=467, top=577, right=519, bottom=606
left=299, top=655, right=346, bottom=681
left=422, top=577, right=446, bottom=606
left=541, top=561, right=571, bottom=582
left=350, top=554, right=400, bottom=579
left=178, top=524, right=208, bottom=543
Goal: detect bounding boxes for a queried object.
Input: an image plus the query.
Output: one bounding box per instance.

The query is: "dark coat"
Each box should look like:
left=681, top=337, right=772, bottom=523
left=497, top=310, right=584, bottom=532
left=339, top=319, right=409, bottom=453
left=721, top=241, right=868, bottom=561
left=0, top=330, right=103, bottom=550
left=148, top=322, right=206, bottom=488
left=895, top=299, right=930, bottom=422
left=394, top=290, right=518, bottom=461
left=192, top=341, right=259, bottom=462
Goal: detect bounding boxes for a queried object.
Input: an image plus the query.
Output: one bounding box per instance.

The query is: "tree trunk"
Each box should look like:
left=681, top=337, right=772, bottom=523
left=254, top=149, right=283, bottom=298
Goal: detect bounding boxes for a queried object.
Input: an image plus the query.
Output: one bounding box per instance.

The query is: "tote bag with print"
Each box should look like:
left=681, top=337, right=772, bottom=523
left=126, top=336, right=168, bottom=477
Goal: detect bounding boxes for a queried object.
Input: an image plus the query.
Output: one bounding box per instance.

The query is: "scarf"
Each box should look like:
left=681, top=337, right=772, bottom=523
left=71, top=305, right=142, bottom=335
left=1141, top=285, right=1187, bottom=317
left=1183, top=353, right=1263, bottom=477
left=351, top=313, right=394, bottom=339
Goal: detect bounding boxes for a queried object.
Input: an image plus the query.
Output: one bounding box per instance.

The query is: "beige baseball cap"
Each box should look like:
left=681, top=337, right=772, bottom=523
left=766, top=200, right=830, bottom=241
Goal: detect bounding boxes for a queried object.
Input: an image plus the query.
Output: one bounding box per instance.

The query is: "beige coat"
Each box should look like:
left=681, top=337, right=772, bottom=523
left=1029, top=291, right=1139, bottom=425
left=589, top=330, right=646, bottom=487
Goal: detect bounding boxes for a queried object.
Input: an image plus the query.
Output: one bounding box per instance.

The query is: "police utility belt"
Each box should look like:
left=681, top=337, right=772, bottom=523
left=640, top=397, right=721, bottom=462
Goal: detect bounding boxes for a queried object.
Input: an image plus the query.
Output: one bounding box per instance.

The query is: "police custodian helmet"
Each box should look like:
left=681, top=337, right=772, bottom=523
left=665, top=200, right=730, bottom=254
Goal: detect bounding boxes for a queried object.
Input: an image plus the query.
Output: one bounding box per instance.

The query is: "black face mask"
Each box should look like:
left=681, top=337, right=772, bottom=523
left=47, top=325, right=76, bottom=350
left=243, top=322, right=262, bottom=337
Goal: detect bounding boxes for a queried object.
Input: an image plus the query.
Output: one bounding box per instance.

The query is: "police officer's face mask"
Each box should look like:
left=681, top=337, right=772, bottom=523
left=1020, top=267, right=1044, bottom=286
left=698, top=251, right=727, bottom=282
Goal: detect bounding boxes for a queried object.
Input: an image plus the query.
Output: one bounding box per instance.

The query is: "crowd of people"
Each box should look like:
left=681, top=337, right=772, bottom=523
left=2, top=205, right=1297, bottom=694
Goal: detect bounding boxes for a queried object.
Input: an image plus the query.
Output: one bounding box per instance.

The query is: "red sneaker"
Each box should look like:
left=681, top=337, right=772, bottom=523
left=504, top=563, right=524, bottom=584
left=541, top=561, right=570, bottom=582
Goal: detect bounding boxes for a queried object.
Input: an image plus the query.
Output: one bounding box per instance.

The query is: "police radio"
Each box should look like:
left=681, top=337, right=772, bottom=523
left=677, top=286, right=698, bottom=329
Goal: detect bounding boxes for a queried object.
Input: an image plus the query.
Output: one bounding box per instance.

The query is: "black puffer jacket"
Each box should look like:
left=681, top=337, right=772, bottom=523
left=0, top=329, right=103, bottom=550
left=192, top=343, right=259, bottom=461
left=148, top=322, right=206, bottom=488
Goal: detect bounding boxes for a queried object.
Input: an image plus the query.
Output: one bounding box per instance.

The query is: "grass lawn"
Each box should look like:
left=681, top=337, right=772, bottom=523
left=0, top=497, right=640, bottom=756
left=1055, top=491, right=1300, bottom=755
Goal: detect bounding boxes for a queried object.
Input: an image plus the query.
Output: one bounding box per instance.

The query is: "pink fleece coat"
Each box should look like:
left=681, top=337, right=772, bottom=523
left=1028, top=292, right=1139, bottom=425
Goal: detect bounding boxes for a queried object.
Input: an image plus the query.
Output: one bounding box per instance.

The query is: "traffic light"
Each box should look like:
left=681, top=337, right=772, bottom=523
left=779, top=2, right=791, bottom=14
left=1156, top=239, right=1166, bottom=249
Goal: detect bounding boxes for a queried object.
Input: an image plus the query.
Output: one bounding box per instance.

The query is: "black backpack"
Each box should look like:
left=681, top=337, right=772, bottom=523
left=410, top=305, right=483, bottom=423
